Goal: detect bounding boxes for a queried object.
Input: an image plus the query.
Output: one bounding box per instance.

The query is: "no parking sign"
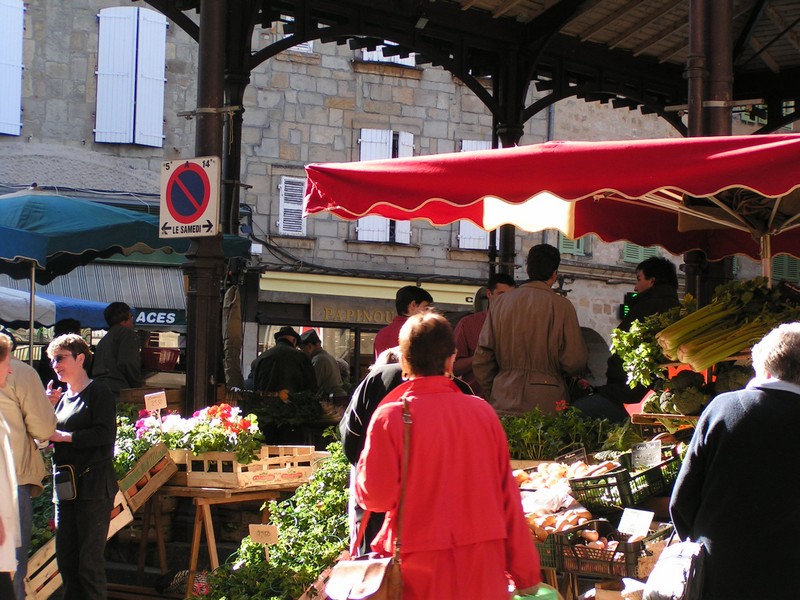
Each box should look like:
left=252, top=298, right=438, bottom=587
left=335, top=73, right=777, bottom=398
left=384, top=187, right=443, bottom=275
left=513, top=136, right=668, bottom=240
left=159, top=156, right=220, bottom=238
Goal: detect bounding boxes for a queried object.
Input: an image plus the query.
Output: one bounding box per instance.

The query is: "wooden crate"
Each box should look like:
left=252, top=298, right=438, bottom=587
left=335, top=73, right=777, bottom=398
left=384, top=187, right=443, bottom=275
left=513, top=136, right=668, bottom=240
left=24, top=490, right=134, bottom=599
left=109, top=489, right=134, bottom=538
left=168, top=448, right=188, bottom=486
left=182, top=445, right=321, bottom=489
left=25, top=538, right=60, bottom=600
left=118, top=443, right=178, bottom=512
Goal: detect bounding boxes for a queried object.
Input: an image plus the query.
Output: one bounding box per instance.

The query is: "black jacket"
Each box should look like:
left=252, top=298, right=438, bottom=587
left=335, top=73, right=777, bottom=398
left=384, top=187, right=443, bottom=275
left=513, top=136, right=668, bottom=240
left=253, top=339, right=317, bottom=394
left=601, top=283, right=679, bottom=404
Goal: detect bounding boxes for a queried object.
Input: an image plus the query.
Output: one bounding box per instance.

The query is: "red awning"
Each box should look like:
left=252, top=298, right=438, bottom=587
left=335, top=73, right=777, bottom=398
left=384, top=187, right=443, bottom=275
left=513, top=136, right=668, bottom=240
left=304, top=134, right=800, bottom=262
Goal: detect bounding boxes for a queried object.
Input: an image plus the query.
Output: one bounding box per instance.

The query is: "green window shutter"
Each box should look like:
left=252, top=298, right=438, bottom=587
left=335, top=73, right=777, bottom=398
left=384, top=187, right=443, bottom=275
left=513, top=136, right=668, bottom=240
left=623, top=242, right=658, bottom=264
left=558, top=234, right=584, bottom=256
left=772, top=255, right=800, bottom=282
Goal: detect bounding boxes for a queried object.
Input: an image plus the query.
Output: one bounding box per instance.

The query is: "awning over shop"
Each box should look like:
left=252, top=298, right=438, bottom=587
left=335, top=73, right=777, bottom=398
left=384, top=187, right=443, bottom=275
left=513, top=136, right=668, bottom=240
left=0, top=262, right=186, bottom=329
left=260, top=271, right=480, bottom=307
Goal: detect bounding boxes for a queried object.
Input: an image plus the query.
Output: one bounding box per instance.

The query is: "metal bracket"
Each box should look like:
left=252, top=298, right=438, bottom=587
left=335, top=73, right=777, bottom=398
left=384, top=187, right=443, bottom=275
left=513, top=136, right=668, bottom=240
left=177, top=105, right=244, bottom=120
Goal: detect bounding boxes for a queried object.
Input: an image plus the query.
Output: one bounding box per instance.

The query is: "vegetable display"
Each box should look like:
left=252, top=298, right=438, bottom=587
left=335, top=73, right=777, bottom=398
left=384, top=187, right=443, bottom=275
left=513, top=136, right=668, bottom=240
left=656, top=278, right=800, bottom=372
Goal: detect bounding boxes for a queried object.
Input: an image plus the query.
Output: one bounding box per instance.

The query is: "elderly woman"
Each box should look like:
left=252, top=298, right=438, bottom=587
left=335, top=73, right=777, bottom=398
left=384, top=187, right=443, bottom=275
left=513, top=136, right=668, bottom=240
left=355, top=311, right=542, bottom=599
left=47, top=334, right=117, bottom=600
left=0, top=333, right=20, bottom=599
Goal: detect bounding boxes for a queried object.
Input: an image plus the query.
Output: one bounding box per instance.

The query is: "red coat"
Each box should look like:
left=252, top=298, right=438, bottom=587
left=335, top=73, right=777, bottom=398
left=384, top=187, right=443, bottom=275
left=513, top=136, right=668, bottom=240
left=356, top=377, right=541, bottom=599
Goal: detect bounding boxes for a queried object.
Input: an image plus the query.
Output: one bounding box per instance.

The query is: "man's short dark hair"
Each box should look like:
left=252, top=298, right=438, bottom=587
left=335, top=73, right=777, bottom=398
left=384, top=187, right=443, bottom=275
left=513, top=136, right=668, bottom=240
left=487, top=272, right=516, bottom=291
left=395, top=285, right=433, bottom=315
left=54, top=318, right=82, bottom=337
left=104, top=302, right=133, bottom=327
left=637, top=256, right=678, bottom=288
left=526, top=244, right=561, bottom=282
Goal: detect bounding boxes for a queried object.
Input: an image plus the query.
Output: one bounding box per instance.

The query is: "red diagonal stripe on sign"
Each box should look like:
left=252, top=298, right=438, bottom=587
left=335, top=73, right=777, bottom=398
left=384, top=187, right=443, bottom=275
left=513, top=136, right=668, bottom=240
left=174, top=173, right=202, bottom=211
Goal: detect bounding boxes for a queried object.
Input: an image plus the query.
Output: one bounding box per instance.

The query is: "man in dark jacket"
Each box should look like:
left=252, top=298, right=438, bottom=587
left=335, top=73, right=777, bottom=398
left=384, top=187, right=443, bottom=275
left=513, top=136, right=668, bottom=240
left=253, top=326, right=316, bottom=395
left=670, top=322, right=800, bottom=599
left=92, top=302, right=142, bottom=401
left=574, top=256, right=680, bottom=422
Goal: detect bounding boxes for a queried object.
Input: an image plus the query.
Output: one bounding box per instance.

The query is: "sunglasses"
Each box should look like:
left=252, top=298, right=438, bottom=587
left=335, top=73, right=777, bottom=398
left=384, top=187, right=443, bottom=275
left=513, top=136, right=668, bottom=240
left=51, top=353, right=75, bottom=364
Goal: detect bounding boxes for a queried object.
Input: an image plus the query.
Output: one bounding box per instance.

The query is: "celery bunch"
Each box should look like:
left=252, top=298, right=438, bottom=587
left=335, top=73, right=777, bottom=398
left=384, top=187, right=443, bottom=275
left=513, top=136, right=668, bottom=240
left=656, top=278, right=800, bottom=372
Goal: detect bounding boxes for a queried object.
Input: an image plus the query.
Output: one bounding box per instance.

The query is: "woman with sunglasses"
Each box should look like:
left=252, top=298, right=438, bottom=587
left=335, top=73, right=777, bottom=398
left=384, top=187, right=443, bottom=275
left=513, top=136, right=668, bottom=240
left=47, top=334, right=117, bottom=600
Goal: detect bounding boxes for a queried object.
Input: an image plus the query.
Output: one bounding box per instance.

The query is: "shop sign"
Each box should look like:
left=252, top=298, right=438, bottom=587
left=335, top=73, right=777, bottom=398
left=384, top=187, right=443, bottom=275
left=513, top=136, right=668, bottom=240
left=311, top=297, right=394, bottom=325
left=133, top=309, right=186, bottom=327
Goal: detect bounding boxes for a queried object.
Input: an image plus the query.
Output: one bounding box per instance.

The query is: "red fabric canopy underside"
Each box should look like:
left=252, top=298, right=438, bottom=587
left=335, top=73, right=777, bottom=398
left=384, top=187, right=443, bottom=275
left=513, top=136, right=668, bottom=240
left=304, top=134, right=800, bottom=261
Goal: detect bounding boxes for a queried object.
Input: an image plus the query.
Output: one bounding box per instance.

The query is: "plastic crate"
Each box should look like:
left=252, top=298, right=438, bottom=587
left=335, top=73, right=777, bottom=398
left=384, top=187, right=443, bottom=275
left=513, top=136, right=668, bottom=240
left=568, top=456, right=681, bottom=514
left=558, top=519, right=673, bottom=579
left=536, top=535, right=558, bottom=570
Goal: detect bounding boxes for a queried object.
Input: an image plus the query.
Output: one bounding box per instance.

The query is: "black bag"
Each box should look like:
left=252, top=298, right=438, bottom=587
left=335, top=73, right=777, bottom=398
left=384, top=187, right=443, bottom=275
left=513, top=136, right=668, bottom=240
left=54, top=464, right=77, bottom=501
left=643, top=535, right=706, bottom=600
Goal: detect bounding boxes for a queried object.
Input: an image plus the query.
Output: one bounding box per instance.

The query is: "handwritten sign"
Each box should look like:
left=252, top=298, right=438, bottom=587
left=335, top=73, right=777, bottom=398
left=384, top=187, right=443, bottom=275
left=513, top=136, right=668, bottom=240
left=249, top=524, right=279, bottom=546
left=617, top=508, right=654, bottom=538
left=144, top=391, right=168, bottom=412
left=556, top=447, right=588, bottom=465
left=632, top=440, right=662, bottom=470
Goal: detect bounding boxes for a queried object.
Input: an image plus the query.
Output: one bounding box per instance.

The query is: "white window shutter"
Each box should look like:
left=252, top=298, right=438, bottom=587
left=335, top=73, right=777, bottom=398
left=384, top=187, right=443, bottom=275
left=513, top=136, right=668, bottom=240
left=394, top=220, right=411, bottom=244
left=456, top=141, right=491, bottom=249
left=357, top=129, right=392, bottom=241
left=0, top=0, right=24, bottom=136
left=461, top=139, right=491, bottom=152
left=133, top=8, right=166, bottom=147
left=363, top=41, right=415, bottom=66
left=95, top=7, right=137, bottom=143
left=458, top=221, right=489, bottom=250
left=279, top=176, right=306, bottom=236
left=397, top=131, right=414, bottom=158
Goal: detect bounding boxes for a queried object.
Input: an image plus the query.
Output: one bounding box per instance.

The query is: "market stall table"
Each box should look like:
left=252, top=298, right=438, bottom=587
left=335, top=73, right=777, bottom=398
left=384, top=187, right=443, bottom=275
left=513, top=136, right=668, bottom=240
left=139, top=483, right=302, bottom=598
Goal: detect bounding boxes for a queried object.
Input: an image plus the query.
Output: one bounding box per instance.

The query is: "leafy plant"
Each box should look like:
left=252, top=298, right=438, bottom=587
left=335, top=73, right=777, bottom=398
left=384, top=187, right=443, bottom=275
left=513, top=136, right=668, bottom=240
left=246, top=390, right=327, bottom=428
left=198, top=435, right=349, bottom=599
left=501, top=407, right=613, bottom=460
left=30, top=449, right=55, bottom=555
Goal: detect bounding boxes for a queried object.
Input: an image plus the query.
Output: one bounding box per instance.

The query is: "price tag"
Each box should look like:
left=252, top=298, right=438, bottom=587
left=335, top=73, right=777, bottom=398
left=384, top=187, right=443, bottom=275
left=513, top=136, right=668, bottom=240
left=617, top=508, right=654, bottom=538
left=632, top=440, right=662, bottom=470
left=556, top=447, right=588, bottom=465
left=144, top=391, right=168, bottom=412
left=249, top=524, right=279, bottom=545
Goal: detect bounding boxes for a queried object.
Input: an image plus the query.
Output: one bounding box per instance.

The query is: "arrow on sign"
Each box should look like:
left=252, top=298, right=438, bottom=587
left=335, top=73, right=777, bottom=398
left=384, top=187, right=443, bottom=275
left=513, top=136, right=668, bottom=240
left=203, top=219, right=213, bottom=233
left=161, top=222, right=170, bottom=234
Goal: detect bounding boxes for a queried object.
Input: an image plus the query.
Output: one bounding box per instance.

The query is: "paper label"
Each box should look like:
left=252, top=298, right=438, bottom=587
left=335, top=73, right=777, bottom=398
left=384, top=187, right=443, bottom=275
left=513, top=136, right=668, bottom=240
left=144, top=391, right=168, bottom=411
left=617, top=508, right=654, bottom=538
left=249, top=524, right=279, bottom=545
left=632, top=440, right=661, bottom=470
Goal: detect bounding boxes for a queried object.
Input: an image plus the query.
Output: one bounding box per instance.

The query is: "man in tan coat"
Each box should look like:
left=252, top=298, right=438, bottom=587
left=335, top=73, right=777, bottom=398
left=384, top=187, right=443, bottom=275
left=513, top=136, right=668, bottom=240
left=0, top=332, right=57, bottom=599
left=473, top=244, right=588, bottom=416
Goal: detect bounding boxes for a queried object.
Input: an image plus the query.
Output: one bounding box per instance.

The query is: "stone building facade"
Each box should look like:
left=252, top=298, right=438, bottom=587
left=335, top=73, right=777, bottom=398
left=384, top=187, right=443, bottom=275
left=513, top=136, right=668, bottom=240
left=0, top=1, right=761, bottom=382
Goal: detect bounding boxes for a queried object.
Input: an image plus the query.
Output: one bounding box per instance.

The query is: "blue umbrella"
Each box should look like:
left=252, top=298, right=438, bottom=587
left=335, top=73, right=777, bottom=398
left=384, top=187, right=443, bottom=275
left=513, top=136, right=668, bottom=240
left=0, top=190, right=249, bottom=283
left=0, top=190, right=250, bottom=361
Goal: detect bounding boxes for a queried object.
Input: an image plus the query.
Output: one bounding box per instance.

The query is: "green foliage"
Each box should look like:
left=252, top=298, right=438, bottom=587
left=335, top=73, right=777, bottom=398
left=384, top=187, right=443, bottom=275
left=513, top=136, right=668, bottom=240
left=611, top=298, right=692, bottom=388
left=113, top=414, right=156, bottom=478
left=501, top=407, right=613, bottom=460
left=30, top=449, right=55, bottom=555
left=199, top=440, right=350, bottom=600
left=247, top=390, right=327, bottom=427
left=600, top=421, right=645, bottom=453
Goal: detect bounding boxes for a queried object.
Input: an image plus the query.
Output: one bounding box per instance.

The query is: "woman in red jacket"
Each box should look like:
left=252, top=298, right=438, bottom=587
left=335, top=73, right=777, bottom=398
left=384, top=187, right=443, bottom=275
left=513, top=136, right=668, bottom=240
left=355, top=311, right=542, bottom=599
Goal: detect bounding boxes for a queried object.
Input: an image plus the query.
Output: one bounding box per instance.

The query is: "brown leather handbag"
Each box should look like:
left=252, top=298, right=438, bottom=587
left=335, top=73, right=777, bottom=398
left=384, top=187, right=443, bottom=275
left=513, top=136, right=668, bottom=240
left=323, top=397, right=411, bottom=600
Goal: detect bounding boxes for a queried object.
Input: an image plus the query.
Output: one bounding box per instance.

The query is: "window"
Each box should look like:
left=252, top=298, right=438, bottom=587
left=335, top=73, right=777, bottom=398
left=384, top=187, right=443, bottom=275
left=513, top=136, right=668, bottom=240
left=278, top=176, right=306, bottom=236
left=622, top=242, right=659, bottom=264
left=772, top=255, right=800, bottom=282
left=356, top=129, right=412, bottom=243
left=558, top=233, right=585, bottom=256
left=362, top=41, right=415, bottom=67
left=95, top=6, right=167, bottom=147
left=457, top=140, right=491, bottom=250
left=0, top=0, right=24, bottom=136
left=281, top=16, right=313, bottom=53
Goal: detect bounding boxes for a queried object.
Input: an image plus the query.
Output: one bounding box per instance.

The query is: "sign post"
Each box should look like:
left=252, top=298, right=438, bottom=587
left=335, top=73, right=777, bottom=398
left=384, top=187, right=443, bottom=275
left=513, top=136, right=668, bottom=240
left=160, top=157, right=221, bottom=238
